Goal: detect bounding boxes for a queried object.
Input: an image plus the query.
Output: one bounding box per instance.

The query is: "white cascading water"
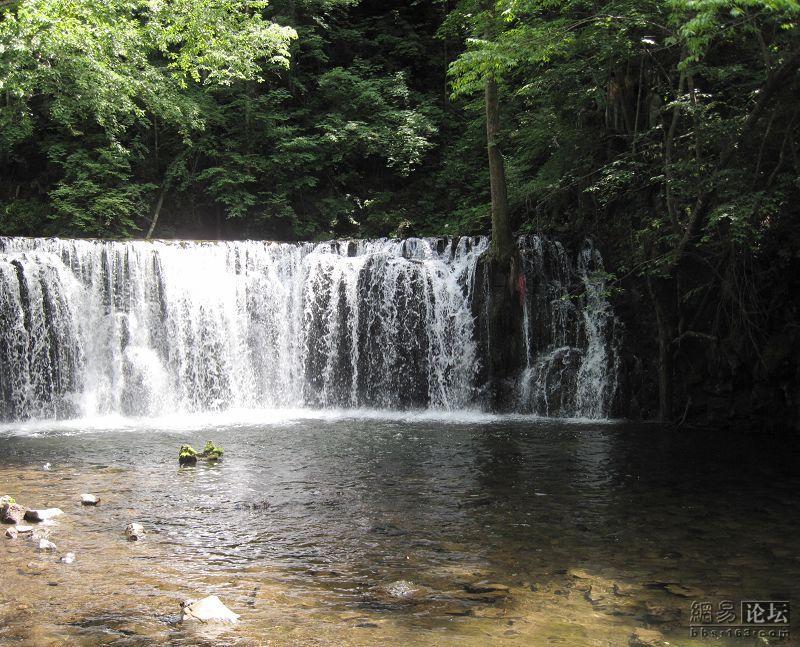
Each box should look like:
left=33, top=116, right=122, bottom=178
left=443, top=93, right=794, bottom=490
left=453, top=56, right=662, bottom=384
left=516, top=236, right=621, bottom=419
left=0, top=237, right=487, bottom=420
left=0, top=235, right=620, bottom=422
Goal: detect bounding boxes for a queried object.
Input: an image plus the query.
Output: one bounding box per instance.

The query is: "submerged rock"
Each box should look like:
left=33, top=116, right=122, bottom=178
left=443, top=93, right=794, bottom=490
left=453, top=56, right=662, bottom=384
left=5, top=527, right=18, bottom=539
left=80, top=494, right=100, bottom=506
left=180, top=595, right=239, bottom=624
left=37, top=538, right=57, bottom=551
left=629, top=627, right=666, bottom=646
left=124, top=523, right=146, bottom=541
left=60, top=553, right=76, bottom=564
left=24, top=508, right=64, bottom=523
left=664, top=583, right=703, bottom=598
left=14, top=525, right=33, bottom=534
left=464, top=581, right=510, bottom=594
left=383, top=580, right=421, bottom=600
left=1, top=502, right=26, bottom=525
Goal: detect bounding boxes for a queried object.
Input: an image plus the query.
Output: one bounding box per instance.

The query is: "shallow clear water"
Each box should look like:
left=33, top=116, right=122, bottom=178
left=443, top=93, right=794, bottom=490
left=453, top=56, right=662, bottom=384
left=1, top=413, right=798, bottom=645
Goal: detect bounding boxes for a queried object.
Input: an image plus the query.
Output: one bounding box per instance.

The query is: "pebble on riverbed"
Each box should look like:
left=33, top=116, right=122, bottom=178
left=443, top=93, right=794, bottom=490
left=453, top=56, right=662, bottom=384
left=124, top=523, right=146, bottom=541
left=180, top=595, right=239, bottom=624
left=60, top=553, right=76, bottom=564
left=5, top=527, right=18, bottom=539
left=80, top=494, right=99, bottom=506
left=37, top=538, right=57, bottom=551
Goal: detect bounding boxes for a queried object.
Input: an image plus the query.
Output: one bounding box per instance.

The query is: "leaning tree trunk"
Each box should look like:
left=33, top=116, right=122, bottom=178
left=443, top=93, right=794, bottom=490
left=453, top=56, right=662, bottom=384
left=145, top=185, right=166, bottom=239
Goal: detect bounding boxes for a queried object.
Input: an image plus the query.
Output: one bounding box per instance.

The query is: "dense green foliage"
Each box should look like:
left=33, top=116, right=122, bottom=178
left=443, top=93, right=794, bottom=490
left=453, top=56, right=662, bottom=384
left=1, top=0, right=799, bottom=423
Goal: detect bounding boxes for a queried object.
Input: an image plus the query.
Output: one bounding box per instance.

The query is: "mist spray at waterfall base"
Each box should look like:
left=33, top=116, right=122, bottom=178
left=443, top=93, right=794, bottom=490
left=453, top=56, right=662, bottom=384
left=0, top=236, right=620, bottom=423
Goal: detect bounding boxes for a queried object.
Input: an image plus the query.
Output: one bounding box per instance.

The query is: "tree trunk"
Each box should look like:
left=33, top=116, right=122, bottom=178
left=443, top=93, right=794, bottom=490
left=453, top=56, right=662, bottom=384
left=481, top=74, right=524, bottom=407
left=145, top=185, right=166, bottom=239
left=485, top=77, right=514, bottom=263
left=647, top=276, right=676, bottom=422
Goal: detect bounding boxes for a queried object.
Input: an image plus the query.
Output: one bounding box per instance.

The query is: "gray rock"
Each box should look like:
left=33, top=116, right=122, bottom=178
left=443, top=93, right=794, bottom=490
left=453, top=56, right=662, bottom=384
left=180, top=595, right=240, bottom=623
left=37, top=538, right=57, bottom=551
left=1, top=503, right=26, bottom=524
left=24, top=508, right=64, bottom=523
left=80, top=494, right=99, bottom=506
left=4, top=527, right=18, bottom=539
left=124, top=523, right=146, bottom=541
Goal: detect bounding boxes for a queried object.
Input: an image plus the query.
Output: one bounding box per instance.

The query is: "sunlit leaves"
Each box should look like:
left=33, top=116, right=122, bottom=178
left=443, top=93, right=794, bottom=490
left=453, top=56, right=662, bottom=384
left=0, top=0, right=296, bottom=139
left=148, top=0, right=297, bottom=86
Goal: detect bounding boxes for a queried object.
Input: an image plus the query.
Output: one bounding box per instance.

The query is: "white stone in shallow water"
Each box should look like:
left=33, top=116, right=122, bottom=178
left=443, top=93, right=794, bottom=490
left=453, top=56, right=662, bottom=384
left=37, top=538, right=56, bottom=551
left=384, top=581, right=419, bottom=599
left=124, top=523, right=146, bottom=541
left=24, top=508, right=64, bottom=522
left=81, top=494, right=99, bottom=506
left=14, top=525, right=33, bottom=534
left=4, top=527, right=17, bottom=539
left=180, top=596, right=240, bottom=624
left=60, top=552, right=76, bottom=564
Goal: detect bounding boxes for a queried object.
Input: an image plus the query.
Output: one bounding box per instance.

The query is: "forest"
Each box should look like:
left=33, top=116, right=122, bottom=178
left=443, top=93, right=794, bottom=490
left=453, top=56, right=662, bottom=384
left=1, top=0, right=799, bottom=428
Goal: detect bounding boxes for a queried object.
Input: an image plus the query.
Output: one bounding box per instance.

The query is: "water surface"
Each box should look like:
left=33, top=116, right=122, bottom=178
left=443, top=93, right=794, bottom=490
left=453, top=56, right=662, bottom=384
left=0, top=413, right=797, bottom=645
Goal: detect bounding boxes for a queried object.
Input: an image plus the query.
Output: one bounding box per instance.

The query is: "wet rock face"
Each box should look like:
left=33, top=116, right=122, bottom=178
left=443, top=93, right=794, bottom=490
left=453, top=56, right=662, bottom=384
left=472, top=237, right=623, bottom=416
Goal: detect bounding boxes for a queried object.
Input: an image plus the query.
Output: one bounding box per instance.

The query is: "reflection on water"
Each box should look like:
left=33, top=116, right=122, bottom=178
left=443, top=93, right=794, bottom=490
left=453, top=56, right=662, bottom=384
left=0, top=414, right=798, bottom=645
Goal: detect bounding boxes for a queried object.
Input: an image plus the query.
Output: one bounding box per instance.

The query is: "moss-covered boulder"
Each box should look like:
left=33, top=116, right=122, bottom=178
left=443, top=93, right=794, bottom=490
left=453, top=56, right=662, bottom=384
left=200, top=441, right=224, bottom=461
left=179, top=444, right=198, bottom=466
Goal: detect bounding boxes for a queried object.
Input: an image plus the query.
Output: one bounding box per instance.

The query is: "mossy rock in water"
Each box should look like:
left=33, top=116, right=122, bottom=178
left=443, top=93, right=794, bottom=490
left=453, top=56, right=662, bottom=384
left=179, top=445, right=198, bottom=466
left=201, top=441, right=224, bottom=461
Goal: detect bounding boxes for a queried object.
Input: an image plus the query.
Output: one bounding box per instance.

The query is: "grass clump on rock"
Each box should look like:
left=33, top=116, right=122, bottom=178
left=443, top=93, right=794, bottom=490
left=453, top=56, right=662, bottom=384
left=178, top=445, right=198, bottom=466
left=201, top=441, right=224, bottom=461
left=178, top=441, right=224, bottom=466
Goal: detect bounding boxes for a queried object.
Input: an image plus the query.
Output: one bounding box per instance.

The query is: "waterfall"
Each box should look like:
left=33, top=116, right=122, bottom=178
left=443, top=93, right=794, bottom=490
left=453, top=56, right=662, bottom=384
left=0, top=235, right=621, bottom=421
left=516, top=236, right=621, bottom=418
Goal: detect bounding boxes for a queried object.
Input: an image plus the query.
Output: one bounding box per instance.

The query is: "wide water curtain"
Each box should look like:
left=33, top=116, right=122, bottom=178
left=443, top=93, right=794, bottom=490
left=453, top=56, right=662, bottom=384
left=0, top=236, right=620, bottom=421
